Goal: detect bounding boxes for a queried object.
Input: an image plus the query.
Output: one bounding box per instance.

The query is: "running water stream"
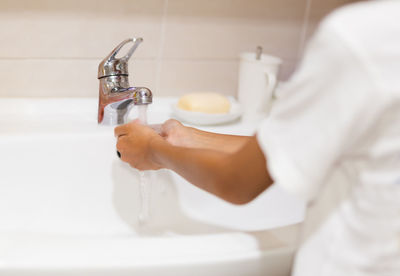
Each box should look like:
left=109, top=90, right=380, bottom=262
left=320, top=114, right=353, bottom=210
left=137, top=105, right=150, bottom=224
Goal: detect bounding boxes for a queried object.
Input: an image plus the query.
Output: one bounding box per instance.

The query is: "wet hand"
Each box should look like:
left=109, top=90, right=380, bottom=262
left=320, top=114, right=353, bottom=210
left=159, top=119, right=192, bottom=147
left=114, top=120, right=165, bottom=170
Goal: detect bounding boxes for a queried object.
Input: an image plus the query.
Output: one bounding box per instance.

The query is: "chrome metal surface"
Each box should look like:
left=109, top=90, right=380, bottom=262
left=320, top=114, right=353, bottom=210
left=98, top=38, right=152, bottom=125
left=133, top=87, right=153, bottom=105
left=98, top=38, right=143, bottom=79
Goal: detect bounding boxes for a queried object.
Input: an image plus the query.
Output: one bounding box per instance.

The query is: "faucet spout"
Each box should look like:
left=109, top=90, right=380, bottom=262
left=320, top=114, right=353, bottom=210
left=98, top=86, right=152, bottom=125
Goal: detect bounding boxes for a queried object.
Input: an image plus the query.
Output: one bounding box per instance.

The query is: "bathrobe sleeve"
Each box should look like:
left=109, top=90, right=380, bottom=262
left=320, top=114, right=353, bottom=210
left=256, top=21, right=384, bottom=202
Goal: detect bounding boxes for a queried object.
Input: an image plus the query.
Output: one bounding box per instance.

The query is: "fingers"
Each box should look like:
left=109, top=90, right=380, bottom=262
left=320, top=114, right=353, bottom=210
left=114, top=124, right=129, bottom=138
left=116, top=136, right=127, bottom=159
left=116, top=137, right=136, bottom=165
left=116, top=136, right=145, bottom=169
left=163, top=119, right=181, bottom=130
left=114, top=120, right=162, bottom=171
left=149, top=124, right=162, bottom=135
left=116, top=119, right=178, bottom=138
left=114, top=119, right=140, bottom=138
left=160, top=119, right=179, bottom=136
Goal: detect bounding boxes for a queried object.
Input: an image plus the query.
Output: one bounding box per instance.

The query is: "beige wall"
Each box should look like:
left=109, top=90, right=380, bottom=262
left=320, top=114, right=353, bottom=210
left=0, top=0, right=356, bottom=98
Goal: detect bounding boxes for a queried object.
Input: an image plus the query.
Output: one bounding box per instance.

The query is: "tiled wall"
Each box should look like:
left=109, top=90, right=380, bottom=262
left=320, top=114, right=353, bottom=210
left=0, top=0, right=356, bottom=98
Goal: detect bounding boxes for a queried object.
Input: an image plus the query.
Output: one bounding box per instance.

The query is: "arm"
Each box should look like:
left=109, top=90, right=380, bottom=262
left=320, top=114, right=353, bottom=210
left=158, top=119, right=250, bottom=153
left=115, top=121, right=273, bottom=204
left=151, top=134, right=272, bottom=204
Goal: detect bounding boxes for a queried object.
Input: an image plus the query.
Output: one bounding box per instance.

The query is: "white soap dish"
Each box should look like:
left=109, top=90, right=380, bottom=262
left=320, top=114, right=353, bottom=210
left=171, top=97, right=242, bottom=125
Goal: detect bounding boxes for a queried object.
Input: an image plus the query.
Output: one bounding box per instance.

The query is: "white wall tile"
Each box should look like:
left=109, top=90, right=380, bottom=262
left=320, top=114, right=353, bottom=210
left=0, top=0, right=164, bottom=59
left=163, top=19, right=302, bottom=60
left=163, top=0, right=307, bottom=60
left=157, top=57, right=297, bottom=97
left=0, top=59, right=157, bottom=97
left=304, top=0, right=360, bottom=42
left=157, top=59, right=239, bottom=97
left=0, top=0, right=313, bottom=97
left=309, top=0, right=358, bottom=21
left=166, top=0, right=306, bottom=21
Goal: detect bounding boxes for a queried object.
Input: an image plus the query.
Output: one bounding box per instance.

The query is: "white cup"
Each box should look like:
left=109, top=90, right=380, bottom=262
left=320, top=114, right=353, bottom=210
left=238, top=52, right=282, bottom=121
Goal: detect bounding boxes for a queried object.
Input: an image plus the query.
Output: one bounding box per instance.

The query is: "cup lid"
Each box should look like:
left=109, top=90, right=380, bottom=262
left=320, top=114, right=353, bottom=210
left=240, top=52, right=282, bottom=65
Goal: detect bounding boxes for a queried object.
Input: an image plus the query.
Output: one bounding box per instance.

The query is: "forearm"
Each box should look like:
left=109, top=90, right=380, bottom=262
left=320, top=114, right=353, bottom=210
left=115, top=120, right=272, bottom=204
left=159, top=119, right=250, bottom=153
left=150, top=135, right=272, bottom=204
left=184, top=127, right=250, bottom=153
left=152, top=140, right=231, bottom=199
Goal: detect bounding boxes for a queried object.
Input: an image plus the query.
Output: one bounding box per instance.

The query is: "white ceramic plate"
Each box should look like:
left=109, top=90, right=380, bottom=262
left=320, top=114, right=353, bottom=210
left=171, top=97, right=242, bottom=125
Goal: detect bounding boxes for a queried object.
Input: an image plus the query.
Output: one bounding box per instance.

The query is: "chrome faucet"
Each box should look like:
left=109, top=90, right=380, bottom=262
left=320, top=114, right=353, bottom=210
left=98, top=38, right=152, bottom=125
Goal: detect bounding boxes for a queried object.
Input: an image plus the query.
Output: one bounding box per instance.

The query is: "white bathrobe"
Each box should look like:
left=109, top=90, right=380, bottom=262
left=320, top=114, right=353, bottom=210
left=257, top=1, right=400, bottom=275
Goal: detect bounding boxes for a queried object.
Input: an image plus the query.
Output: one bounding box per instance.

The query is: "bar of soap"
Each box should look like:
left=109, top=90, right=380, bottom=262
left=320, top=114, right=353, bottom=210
left=177, top=93, right=231, bottom=114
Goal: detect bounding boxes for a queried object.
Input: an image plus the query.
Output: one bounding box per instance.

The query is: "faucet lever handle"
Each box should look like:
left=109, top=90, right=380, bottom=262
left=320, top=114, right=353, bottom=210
left=106, top=37, right=143, bottom=62
left=122, top=37, right=143, bottom=62
left=98, top=37, right=143, bottom=79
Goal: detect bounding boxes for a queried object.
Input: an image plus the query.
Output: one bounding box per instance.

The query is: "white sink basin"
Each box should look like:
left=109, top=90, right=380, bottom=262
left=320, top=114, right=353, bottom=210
left=0, top=98, right=304, bottom=276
